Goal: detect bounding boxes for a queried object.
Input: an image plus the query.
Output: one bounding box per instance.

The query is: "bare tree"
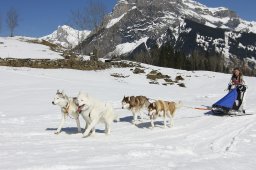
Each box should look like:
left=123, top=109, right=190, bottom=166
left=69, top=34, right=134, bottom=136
left=87, top=0, right=107, bottom=30
left=70, top=0, right=107, bottom=55
left=70, top=9, right=88, bottom=52
left=6, top=8, right=19, bottom=37
left=71, top=0, right=107, bottom=31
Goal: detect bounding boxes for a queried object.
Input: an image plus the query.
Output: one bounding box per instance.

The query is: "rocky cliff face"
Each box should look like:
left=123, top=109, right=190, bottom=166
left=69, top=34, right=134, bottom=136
left=79, top=0, right=256, bottom=69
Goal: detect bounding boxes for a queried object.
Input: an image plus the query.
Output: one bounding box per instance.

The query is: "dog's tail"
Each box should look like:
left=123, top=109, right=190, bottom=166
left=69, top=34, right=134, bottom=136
left=107, top=103, right=120, bottom=122
left=175, top=101, right=183, bottom=109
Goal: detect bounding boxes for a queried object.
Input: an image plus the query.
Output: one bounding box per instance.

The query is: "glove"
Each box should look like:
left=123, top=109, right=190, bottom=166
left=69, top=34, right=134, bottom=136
left=227, top=84, right=232, bottom=91
left=238, top=85, right=246, bottom=92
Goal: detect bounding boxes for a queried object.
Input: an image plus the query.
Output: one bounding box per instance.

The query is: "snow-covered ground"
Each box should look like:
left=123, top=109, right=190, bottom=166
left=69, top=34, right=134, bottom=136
left=1, top=64, right=256, bottom=170
left=0, top=37, right=63, bottom=59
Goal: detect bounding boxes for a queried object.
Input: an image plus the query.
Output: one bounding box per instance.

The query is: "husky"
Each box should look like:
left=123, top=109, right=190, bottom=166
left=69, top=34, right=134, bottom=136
left=148, top=100, right=182, bottom=128
left=122, top=95, right=150, bottom=124
left=52, top=90, right=81, bottom=134
left=77, top=91, right=118, bottom=137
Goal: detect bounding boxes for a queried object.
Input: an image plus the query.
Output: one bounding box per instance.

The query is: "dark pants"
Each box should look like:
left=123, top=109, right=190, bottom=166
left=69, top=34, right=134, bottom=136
left=232, top=87, right=246, bottom=110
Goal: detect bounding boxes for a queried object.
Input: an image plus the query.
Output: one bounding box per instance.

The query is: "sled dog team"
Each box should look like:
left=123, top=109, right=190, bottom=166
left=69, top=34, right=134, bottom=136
left=52, top=90, right=182, bottom=138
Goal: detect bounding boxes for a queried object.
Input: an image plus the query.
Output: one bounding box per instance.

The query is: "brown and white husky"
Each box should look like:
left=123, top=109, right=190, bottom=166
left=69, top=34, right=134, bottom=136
left=122, top=95, right=150, bottom=124
left=148, top=100, right=182, bottom=128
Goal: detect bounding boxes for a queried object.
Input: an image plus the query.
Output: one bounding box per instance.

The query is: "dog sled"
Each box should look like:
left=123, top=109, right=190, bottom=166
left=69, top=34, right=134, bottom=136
left=211, top=85, right=247, bottom=116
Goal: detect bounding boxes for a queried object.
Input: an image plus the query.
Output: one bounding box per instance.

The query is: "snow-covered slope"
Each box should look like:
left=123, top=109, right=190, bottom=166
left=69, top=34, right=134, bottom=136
left=1, top=64, right=256, bottom=169
left=0, top=36, right=63, bottom=59
left=41, top=25, right=91, bottom=49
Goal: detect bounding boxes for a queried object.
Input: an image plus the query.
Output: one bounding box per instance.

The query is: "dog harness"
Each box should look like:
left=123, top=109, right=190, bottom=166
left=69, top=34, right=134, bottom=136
left=63, top=102, right=70, bottom=114
left=62, top=101, right=76, bottom=119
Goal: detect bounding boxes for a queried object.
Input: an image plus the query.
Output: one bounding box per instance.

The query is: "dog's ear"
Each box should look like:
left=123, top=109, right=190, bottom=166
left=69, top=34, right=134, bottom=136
left=57, top=89, right=60, bottom=93
left=78, top=91, right=88, bottom=97
left=61, top=90, right=64, bottom=94
left=78, top=91, right=83, bottom=96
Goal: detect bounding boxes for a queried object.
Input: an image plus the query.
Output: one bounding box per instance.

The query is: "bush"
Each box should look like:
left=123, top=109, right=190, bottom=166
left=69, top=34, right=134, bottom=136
left=133, top=67, right=145, bottom=74
left=146, top=70, right=170, bottom=80
left=175, top=75, right=184, bottom=81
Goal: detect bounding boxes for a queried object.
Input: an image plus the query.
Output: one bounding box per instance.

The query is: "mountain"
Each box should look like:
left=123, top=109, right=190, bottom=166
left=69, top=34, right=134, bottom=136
left=79, top=0, right=256, bottom=70
left=41, top=25, right=90, bottom=49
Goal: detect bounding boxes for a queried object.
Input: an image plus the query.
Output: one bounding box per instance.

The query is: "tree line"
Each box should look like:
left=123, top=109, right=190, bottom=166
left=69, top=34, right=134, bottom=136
left=132, top=42, right=255, bottom=76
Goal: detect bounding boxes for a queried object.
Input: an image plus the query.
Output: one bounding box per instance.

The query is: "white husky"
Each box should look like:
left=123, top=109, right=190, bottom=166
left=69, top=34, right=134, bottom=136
left=77, top=91, right=118, bottom=137
left=52, top=90, right=81, bottom=134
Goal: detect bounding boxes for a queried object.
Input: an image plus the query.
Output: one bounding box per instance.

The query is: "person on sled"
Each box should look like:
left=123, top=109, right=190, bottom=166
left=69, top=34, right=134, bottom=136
left=227, top=67, right=247, bottom=113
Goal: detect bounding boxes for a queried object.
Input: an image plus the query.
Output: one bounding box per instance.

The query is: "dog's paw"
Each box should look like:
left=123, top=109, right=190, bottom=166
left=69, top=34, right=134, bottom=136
left=82, top=132, right=90, bottom=138
left=132, top=121, right=137, bottom=125
left=54, top=131, right=60, bottom=135
left=82, top=134, right=90, bottom=138
left=105, top=131, right=111, bottom=135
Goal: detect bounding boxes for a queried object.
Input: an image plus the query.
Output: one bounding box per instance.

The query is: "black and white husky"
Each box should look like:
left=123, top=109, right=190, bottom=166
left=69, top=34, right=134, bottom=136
left=52, top=90, right=81, bottom=134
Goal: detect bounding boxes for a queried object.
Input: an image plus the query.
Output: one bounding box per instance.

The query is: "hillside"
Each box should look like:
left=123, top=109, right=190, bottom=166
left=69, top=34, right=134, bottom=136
left=1, top=64, right=256, bottom=169
left=0, top=36, right=63, bottom=59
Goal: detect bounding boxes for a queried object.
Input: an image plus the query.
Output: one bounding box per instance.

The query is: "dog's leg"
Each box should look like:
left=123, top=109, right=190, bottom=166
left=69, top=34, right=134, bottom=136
left=83, top=119, right=99, bottom=138
left=84, top=119, right=89, bottom=131
left=85, top=119, right=95, bottom=135
left=151, top=118, right=155, bottom=129
left=163, top=115, right=167, bottom=128
left=170, top=115, right=174, bottom=127
left=75, top=116, right=82, bottom=133
left=138, top=109, right=146, bottom=122
left=55, top=113, right=66, bottom=134
left=91, top=127, right=96, bottom=136
left=105, top=122, right=111, bottom=135
left=132, top=109, right=137, bottom=125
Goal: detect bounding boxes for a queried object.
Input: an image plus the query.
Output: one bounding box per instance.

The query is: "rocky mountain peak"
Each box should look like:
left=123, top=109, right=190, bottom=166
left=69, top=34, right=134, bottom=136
left=41, top=25, right=90, bottom=49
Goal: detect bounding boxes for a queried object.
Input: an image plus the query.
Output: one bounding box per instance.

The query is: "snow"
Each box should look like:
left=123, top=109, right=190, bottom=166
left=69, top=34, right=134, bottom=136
left=205, top=21, right=217, bottom=28
left=0, top=36, right=63, bottom=59
left=180, top=0, right=256, bottom=34
left=222, top=32, right=231, bottom=58
left=41, top=25, right=91, bottom=48
left=1, top=63, right=256, bottom=169
left=110, top=37, right=149, bottom=56
left=79, top=55, right=91, bottom=61
left=106, top=13, right=126, bottom=29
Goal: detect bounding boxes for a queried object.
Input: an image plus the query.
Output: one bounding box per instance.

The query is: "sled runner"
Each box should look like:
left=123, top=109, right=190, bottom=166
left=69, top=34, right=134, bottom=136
left=212, top=85, right=246, bottom=115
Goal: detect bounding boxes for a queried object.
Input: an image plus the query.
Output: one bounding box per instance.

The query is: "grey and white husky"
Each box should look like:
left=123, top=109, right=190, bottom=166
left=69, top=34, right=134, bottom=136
left=52, top=90, right=81, bottom=134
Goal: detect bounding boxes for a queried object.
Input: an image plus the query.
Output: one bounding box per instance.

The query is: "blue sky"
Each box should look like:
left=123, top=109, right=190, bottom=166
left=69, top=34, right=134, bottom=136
left=0, top=0, right=255, bottom=38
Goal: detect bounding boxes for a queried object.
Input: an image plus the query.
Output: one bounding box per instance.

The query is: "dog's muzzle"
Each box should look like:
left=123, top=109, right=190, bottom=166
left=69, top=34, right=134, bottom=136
left=77, top=104, right=85, bottom=113
left=52, top=101, right=56, bottom=105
